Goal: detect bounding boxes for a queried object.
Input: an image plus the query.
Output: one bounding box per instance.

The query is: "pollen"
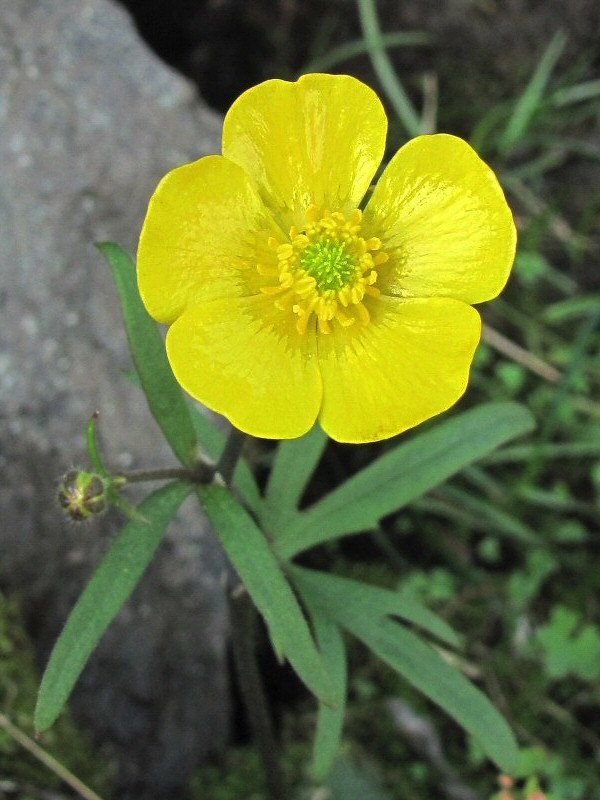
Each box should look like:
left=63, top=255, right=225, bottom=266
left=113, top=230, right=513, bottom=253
left=259, top=205, right=388, bottom=335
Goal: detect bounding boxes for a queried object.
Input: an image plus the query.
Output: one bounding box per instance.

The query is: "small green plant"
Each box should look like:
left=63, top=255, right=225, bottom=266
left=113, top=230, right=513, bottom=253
left=25, top=4, right=600, bottom=796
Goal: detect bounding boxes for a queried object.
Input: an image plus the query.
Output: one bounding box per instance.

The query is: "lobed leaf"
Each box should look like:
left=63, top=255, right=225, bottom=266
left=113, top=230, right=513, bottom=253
left=292, top=566, right=460, bottom=648
left=296, top=568, right=518, bottom=773
left=277, top=402, right=535, bottom=559
left=35, top=480, right=191, bottom=731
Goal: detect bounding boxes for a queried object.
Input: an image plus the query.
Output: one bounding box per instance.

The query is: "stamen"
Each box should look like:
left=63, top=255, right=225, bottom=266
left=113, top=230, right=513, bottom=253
left=257, top=205, right=388, bottom=335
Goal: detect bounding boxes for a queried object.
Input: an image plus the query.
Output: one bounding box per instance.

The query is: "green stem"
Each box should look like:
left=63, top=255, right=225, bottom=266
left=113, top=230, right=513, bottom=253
left=215, top=428, right=285, bottom=799
left=356, top=0, right=422, bottom=137
left=217, top=427, right=248, bottom=485
left=228, top=588, right=285, bottom=800
left=114, top=464, right=214, bottom=485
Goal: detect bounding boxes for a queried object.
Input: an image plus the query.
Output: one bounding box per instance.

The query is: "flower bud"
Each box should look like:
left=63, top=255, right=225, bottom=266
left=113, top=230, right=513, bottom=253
left=58, top=470, right=108, bottom=521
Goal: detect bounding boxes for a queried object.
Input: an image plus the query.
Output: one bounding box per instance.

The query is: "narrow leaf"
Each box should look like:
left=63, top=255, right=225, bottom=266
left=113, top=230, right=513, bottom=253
left=292, top=566, right=460, bottom=648
left=277, top=402, right=535, bottom=558
left=300, top=577, right=518, bottom=773
left=97, top=242, right=197, bottom=467
left=307, top=605, right=347, bottom=781
left=498, top=31, right=567, bottom=155
left=263, top=424, right=328, bottom=530
left=356, top=618, right=518, bottom=772
left=35, top=481, right=191, bottom=731
left=197, top=485, right=334, bottom=705
left=434, top=486, right=540, bottom=544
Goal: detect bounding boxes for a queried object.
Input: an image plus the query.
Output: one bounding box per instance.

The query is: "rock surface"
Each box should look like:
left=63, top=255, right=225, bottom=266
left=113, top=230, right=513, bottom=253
left=0, top=1, right=229, bottom=796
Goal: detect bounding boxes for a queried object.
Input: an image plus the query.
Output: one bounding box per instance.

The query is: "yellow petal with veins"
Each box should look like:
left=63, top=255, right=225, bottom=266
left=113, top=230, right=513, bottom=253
left=317, top=296, right=481, bottom=443
left=363, top=134, right=516, bottom=305
left=138, top=155, right=280, bottom=324
left=166, top=294, right=322, bottom=439
left=222, top=74, right=387, bottom=232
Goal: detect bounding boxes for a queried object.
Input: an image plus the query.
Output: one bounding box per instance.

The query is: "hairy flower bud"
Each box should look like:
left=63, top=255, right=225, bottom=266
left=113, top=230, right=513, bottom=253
left=58, top=470, right=108, bottom=521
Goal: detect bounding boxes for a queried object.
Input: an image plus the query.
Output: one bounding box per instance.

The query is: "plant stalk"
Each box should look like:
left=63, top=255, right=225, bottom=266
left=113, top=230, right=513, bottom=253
left=228, top=587, right=285, bottom=800
left=217, top=427, right=285, bottom=799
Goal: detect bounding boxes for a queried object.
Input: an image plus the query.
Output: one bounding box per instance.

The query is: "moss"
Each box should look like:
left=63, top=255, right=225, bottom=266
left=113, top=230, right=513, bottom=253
left=0, top=591, right=114, bottom=796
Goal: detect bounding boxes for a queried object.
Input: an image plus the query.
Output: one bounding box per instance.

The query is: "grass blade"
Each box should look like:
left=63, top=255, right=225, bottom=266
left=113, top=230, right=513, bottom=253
left=498, top=31, right=567, bottom=155
left=356, top=0, right=422, bottom=137
left=303, top=31, right=430, bottom=73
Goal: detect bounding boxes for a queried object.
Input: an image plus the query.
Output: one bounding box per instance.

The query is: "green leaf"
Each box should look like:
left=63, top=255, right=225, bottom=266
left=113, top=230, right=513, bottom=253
left=432, top=485, right=540, bottom=544
left=498, top=31, right=567, bottom=155
left=35, top=481, right=191, bottom=731
left=277, top=402, right=535, bottom=559
left=536, top=606, right=600, bottom=681
left=197, top=484, right=334, bottom=705
left=124, top=367, right=262, bottom=513
left=298, top=574, right=518, bottom=772
left=324, top=754, right=392, bottom=800
left=306, top=605, right=347, bottom=782
left=97, top=242, right=198, bottom=467
left=263, top=424, right=328, bottom=530
left=292, top=566, right=460, bottom=648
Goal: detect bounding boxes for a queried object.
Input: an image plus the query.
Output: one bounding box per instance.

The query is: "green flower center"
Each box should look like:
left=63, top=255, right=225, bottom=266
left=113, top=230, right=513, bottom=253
left=261, top=205, right=387, bottom=335
left=300, top=239, right=355, bottom=291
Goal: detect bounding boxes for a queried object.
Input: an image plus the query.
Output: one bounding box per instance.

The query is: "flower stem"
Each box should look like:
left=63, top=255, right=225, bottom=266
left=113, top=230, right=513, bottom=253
left=228, top=587, right=285, bottom=800
left=114, top=464, right=214, bottom=484
left=216, top=428, right=285, bottom=799
left=216, top=427, right=247, bottom=484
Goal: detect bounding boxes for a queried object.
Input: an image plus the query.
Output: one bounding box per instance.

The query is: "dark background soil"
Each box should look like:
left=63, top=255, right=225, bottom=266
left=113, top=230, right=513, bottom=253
left=118, top=0, right=599, bottom=128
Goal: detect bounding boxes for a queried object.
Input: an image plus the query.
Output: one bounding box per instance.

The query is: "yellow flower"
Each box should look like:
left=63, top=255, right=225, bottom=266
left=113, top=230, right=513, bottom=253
left=138, top=74, right=516, bottom=443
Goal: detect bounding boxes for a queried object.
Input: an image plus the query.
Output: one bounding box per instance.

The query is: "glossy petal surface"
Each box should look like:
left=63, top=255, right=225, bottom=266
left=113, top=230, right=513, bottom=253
left=317, top=296, right=481, bottom=443
left=138, top=155, right=279, bottom=324
left=166, top=295, right=322, bottom=439
left=222, top=74, right=387, bottom=230
left=363, top=135, right=516, bottom=304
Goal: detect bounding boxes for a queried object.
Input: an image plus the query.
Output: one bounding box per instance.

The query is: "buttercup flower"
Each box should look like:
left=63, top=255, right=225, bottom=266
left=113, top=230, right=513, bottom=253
left=138, top=74, right=515, bottom=443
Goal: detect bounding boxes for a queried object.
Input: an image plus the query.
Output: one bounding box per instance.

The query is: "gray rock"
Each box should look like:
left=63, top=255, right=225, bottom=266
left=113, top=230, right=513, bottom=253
left=0, top=0, right=230, bottom=796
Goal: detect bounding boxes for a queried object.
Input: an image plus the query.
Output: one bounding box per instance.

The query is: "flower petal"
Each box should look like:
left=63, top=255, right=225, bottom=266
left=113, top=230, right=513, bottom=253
left=138, top=155, right=280, bottom=324
left=363, top=134, right=516, bottom=304
left=222, top=73, right=387, bottom=229
left=317, top=296, right=481, bottom=443
left=166, top=296, right=322, bottom=439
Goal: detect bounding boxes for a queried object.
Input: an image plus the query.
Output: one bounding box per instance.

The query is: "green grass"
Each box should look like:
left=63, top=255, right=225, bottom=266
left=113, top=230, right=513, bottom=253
left=0, top=593, right=114, bottom=797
